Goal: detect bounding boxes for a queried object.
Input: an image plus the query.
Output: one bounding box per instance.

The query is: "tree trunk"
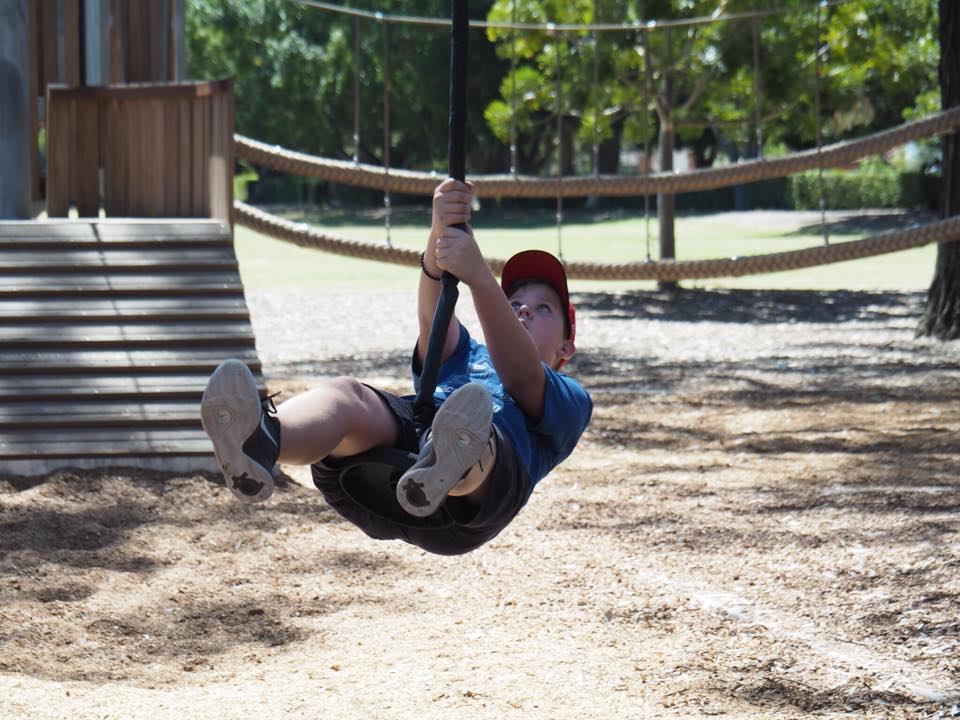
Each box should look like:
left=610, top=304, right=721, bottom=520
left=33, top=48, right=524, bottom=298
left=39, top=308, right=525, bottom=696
left=0, top=0, right=31, bottom=219
left=918, top=0, right=960, bottom=338
left=657, top=27, right=678, bottom=292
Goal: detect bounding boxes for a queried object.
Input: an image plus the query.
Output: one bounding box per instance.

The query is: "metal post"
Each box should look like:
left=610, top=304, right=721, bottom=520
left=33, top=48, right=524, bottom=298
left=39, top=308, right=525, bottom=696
left=0, top=0, right=32, bottom=218
left=83, top=0, right=109, bottom=85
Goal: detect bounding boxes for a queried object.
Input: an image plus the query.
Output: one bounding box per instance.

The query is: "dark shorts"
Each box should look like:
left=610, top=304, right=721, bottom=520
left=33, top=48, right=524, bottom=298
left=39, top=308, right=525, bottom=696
left=310, top=387, right=530, bottom=556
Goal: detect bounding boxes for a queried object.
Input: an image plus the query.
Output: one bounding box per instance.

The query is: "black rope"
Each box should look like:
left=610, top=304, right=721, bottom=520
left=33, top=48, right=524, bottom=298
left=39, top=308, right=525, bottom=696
left=413, top=0, right=468, bottom=437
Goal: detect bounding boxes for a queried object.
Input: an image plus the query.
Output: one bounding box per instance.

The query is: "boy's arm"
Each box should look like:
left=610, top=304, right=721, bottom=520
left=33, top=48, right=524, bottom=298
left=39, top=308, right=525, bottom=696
left=432, top=226, right=547, bottom=421
left=416, top=179, right=473, bottom=367
left=468, top=272, right=547, bottom=420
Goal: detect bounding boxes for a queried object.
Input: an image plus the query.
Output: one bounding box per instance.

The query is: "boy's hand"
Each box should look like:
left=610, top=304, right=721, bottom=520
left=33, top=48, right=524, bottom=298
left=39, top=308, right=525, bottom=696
left=434, top=226, right=489, bottom=287
left=431, top=178, right=474, bottom=235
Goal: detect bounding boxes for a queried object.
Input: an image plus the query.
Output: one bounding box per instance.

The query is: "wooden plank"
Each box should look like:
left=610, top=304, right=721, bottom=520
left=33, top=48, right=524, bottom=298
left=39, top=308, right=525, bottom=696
left=0, top=374, right=221, bottom=400
left=0, top=321, right=257, bottom=347
left=130, top=95, right=146, bottom=216
left=0, top=272, right=245, bottom=295
left=102, top=98, right=119, bottom=211
left=225, top=80, right=235, bottom=227
left=0, top=221, right=97, bottom=240
left=92, top=220, right=228, bottom=239
left=0, top=296, right=250, bottom=321
left=109, top=0, right=126, bottom=83
left=39, top=0, right=58, bottom=88
left=43, top=79, right=233, bottom=102
left=28, top=0, right=41, bottom=203
left=75, top=95, right=101, bottom=217
left=178, top=96, right=190, bottom=214
left=0, top=218, right=232, bottom=247
left=143, top=97, right=158, bottom=214
left=0, top=348, right=260, bottom=373
left=191, top=94, right=204, bottom=216
left=45, top=90, right=70, bottom=217
left=0, top=248, right=237, bottom=270
left=0, top=427, right=215, bottom=458
left=63, top=0, right=81, bottom=87
left=163, top=92, right=177, bottom=215
left=0, top=400, right=205, bottom=429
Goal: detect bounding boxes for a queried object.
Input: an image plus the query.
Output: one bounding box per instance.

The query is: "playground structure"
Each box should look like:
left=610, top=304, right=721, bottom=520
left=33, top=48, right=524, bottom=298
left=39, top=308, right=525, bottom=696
left=0, top=0, right=254, bottom=474
left=1, top=0, right=959, bottom=474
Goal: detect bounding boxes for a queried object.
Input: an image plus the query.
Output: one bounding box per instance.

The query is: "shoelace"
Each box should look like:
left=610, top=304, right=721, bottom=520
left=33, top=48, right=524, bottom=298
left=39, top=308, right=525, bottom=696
left=262, top=392, right=281, bottom=415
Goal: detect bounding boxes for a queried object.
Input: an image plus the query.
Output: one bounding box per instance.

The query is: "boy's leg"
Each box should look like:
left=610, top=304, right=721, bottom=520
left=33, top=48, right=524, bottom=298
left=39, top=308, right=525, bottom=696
left=202, top=360, right=398, bottom=503
left=276, top=377, right=399, bottom=465
left=396, top=382, right=495, bottom=517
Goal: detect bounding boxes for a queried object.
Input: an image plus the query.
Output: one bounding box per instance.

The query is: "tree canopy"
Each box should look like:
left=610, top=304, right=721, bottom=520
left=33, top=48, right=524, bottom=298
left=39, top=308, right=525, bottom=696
left=185, top=0, right=939, bottom=177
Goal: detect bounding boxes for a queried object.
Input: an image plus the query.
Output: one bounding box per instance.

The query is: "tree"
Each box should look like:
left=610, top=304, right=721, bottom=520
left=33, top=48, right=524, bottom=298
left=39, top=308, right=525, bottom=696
left=483, top=0, right=938, bottom=287
left=186, top=0, right=505, bottom=182
left=917, top=0, right=960, bottom=339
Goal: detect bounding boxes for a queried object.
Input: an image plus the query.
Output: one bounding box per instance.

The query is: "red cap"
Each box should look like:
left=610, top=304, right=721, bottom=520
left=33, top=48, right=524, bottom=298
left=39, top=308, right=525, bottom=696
left=500, top=250, right=576, bottom=345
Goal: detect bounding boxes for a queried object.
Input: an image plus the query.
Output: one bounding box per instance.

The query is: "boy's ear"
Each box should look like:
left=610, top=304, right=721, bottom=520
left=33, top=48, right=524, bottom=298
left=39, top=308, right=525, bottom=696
left=558, top=338, right=576, bottom=364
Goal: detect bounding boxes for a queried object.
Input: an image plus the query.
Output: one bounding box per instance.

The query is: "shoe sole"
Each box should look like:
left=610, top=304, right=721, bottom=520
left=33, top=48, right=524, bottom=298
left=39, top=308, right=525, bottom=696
left=200, top=359, right=275, bottom=503
left=396, top=382, right=493, bottom=517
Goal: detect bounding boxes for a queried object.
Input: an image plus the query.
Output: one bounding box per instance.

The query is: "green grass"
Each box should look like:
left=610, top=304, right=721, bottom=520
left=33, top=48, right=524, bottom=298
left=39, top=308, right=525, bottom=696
left=234, top=205, right=938, bottom=293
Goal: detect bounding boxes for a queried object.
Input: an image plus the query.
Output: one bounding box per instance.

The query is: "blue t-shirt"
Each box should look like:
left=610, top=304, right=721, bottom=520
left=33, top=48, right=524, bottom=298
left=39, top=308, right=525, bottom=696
left=412, top=323, right=592, bottom=500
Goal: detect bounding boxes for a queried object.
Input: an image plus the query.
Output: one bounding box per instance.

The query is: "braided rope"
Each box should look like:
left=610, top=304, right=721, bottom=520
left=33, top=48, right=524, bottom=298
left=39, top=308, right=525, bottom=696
left=235, top=107, right=960, bottom=198
left=235, top=202, right=960, bottom=281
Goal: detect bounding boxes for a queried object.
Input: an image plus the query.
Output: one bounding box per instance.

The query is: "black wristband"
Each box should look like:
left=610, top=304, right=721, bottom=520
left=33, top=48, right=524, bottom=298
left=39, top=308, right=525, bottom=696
left=420, top=251, right=441, bottom=281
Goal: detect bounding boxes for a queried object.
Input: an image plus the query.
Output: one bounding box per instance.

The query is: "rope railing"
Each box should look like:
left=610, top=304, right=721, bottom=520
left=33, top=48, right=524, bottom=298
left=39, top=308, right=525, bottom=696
left=234, top=201, right=960, bottom=282
left=235, top=106, right=960, bottom=199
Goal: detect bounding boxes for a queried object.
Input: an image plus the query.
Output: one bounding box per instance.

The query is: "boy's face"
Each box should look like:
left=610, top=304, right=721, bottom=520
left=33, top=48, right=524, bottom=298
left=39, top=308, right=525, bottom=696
left=508, top=281, right=576, bottom=369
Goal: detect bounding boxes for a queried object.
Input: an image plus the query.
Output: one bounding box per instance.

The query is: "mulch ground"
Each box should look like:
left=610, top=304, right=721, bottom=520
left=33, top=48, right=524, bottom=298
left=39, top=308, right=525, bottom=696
left=1, top=286, right=959, bottom=719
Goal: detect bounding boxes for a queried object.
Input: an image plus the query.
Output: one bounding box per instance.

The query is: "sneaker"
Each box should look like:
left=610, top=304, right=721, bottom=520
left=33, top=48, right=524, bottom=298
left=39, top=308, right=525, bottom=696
left=200, top=359, right=280, bottom=503
left=396, top=382, right=494, bottom=517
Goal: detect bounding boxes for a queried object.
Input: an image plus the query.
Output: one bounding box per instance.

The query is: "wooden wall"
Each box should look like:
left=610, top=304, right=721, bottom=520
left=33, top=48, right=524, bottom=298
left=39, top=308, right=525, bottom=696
left=28, top=0, right=186, bottom=202
left=46, top=80, right=234, bottom=225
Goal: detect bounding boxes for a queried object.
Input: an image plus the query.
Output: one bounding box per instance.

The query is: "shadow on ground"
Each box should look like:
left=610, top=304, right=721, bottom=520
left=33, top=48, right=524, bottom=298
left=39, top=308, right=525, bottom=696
left=0, top=469, right=408, bottom=683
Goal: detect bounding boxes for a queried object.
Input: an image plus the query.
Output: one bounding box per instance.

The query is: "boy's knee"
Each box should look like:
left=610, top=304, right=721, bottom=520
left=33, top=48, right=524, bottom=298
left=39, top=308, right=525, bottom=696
left=325, top=376, right=368, bottom=405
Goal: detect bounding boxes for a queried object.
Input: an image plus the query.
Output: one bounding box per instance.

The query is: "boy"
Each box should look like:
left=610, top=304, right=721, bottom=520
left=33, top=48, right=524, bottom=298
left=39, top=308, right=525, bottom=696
left=201, top=178, right=592, bottom=555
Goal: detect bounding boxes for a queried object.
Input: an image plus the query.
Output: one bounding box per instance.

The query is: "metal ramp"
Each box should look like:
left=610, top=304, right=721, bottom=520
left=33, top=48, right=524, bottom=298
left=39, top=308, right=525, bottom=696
left=0, top=219, right=261, bottom=476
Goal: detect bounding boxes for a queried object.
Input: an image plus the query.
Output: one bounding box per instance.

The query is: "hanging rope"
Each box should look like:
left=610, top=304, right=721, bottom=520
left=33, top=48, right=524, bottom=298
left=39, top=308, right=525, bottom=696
left=381, top=16, right=393, bottom=246
left=509, top=0, right=518, bottom=175
left=591, top=0, right=600, bottom=177
left=642, top=24, right=653, bottom=262
left=814, top=0, right=828, bottom=245
left=234, top=106, right=960, bottom=198
left=353, top=15, right=361, bottom=164
left=287, top=0, right=851, bottom=34
left=554, top=26, right=564, bottom=261
left=751, top=6, right=763, bottom=159
left=234, top=201, right=960, bottom=281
